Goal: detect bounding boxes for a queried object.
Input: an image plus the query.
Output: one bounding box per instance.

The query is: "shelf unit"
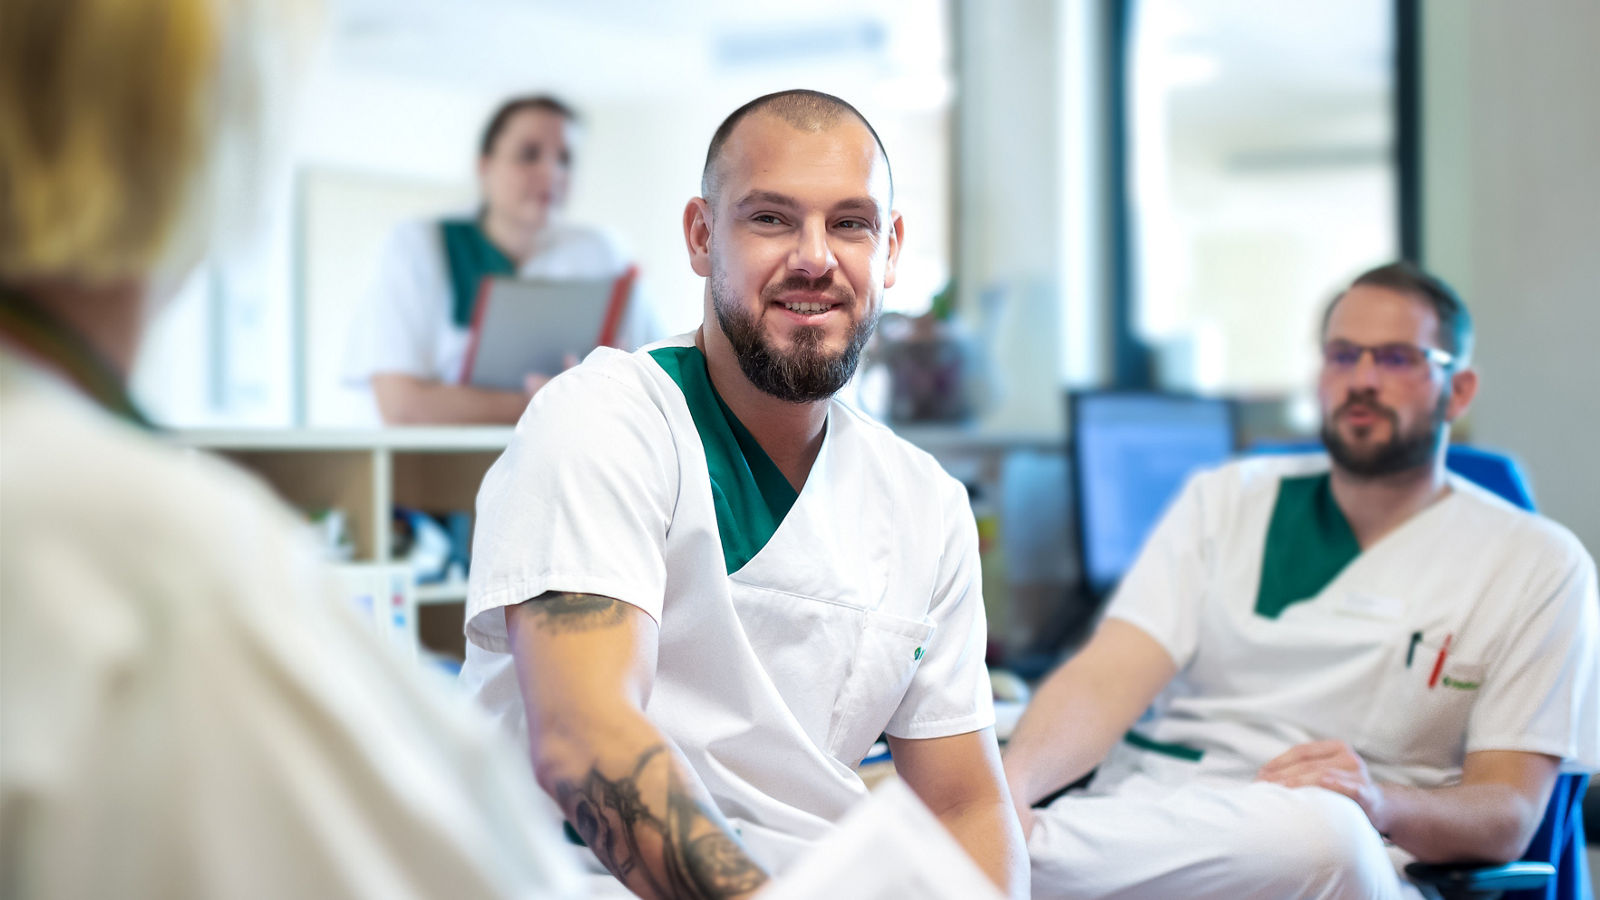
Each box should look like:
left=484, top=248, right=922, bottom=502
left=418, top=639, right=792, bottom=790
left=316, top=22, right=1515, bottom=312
left=177, top=423, right=1064, bottom=661
left=179, top=427, right=514, bottom=659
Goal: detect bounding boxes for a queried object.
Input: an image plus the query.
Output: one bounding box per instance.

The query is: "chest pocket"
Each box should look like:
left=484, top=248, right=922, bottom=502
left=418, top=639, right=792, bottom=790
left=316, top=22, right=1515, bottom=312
left=730, top=582, right=933, bottom=768
left=827, top=608, right=935, bottom=765
left=1358, top=633, right=1485, bottom=767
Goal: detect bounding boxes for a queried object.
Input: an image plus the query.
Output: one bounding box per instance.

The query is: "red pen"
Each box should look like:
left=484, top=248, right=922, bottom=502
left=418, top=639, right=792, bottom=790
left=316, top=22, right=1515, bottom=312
left=1427, top=633, right=1453, bottom=688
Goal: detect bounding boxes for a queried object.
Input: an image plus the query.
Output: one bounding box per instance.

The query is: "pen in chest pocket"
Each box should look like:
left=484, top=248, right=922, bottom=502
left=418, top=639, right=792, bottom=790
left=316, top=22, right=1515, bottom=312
left=1426, top=633, right=1453, bottom=688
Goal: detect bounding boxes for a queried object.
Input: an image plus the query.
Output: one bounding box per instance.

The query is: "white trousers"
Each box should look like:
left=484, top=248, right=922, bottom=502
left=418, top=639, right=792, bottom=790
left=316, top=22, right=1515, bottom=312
left=1028, top=776, right=1424, bottom=900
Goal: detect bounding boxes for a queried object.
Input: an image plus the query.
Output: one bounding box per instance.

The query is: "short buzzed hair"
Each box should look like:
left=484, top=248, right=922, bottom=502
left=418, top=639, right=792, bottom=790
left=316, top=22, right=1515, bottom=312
left=1323, top=261, right=1475, bottom=366
left=700, top=89, right=894, bottom=206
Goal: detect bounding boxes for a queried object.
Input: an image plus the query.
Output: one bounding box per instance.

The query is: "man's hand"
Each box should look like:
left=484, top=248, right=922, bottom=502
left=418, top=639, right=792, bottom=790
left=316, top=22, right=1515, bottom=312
left=1256, top=739, right=1390, bottom=833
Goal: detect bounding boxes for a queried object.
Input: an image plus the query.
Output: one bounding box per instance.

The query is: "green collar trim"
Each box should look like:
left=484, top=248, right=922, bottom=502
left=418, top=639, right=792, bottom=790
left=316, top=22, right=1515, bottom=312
left=1255, top=472, right=1362, bottom=619
left=1123, top=730, right=1204, bottom=762
left=649, top=345, right=799, bottom=574
left=439, top=219, right=516, bottom=327
left=0, top=282, right=154, bottom=430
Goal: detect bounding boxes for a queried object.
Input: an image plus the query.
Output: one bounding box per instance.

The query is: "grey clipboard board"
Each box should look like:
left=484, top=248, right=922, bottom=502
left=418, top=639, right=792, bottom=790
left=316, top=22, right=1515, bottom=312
left=458, top=266, right=636, bottom=390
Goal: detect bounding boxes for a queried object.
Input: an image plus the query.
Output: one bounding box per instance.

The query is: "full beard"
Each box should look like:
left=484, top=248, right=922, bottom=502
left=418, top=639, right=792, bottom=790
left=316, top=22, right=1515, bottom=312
left=1320, top=390, right=1449, bottom=479
left=711, top=272, right=879, bottom=404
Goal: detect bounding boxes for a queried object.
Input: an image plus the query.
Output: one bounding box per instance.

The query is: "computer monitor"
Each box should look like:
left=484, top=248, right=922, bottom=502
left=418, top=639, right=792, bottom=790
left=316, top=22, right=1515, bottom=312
left=1069, top=390, right=1238, bottom=600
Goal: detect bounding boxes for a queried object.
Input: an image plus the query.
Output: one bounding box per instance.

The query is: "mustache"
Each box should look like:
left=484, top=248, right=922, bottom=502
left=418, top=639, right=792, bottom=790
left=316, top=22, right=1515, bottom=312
left=761, top=274, right=852, bottom=306
left=1335, top=395, right=1397, bottom=422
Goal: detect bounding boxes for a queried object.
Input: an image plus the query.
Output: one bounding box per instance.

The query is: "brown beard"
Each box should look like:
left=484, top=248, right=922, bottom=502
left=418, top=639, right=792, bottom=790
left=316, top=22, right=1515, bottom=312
left=1320, top=389, right=1449, bottom=478
left=710, top=271, right=878, bottom=403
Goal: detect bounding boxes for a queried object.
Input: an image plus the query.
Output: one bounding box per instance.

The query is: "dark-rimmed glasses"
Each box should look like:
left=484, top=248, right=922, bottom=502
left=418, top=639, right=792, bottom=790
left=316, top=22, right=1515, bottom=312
left=1321, top=340, right=1455, bottom=375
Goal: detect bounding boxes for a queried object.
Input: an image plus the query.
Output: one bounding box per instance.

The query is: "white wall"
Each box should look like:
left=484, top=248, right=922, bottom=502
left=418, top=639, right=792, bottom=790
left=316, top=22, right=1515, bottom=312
left=1421, top=0, right=1600, bottom=554
left=947, top=0, right=1075, bottom=435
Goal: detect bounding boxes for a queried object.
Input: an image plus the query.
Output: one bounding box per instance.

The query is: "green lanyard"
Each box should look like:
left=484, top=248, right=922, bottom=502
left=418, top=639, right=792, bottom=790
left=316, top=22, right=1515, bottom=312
left=0, top=282, right=155, bottom=431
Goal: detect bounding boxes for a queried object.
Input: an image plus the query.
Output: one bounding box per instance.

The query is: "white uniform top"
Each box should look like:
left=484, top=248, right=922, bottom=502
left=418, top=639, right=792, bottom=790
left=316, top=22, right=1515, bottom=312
left=343, top=217, right=654, bottom=386
left=460, top=332, right=994, bottom=873
left=1096, top=453, right=1600, bottom=794
left=0, top=352, right=582, bottom=899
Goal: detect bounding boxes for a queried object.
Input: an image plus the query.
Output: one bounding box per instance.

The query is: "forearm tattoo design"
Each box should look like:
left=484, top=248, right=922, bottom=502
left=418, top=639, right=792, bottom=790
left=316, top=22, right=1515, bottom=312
left=556, top=744, right=768, bottom=899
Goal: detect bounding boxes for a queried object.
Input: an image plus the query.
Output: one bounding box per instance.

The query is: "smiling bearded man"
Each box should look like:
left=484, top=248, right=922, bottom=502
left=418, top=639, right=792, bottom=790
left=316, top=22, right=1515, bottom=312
left=457, top=89, right=1028, bottom=900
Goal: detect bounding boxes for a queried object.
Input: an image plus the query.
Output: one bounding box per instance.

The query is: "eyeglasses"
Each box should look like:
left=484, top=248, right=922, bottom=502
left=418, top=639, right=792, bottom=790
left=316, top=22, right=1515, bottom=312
left=1321, top=340, right=1455, bottom=375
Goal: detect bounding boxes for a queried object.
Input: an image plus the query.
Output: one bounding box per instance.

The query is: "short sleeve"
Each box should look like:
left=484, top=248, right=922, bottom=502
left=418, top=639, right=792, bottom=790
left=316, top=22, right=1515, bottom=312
left=343, top=221, right=451, bottom=384
left=464, top=358, right=679, bottom=652
left=885, top=477, right=995, bottom=739
left=1466, top=533, right=1600, bottom=770
left=1100, top=473, right=1211, bottom=671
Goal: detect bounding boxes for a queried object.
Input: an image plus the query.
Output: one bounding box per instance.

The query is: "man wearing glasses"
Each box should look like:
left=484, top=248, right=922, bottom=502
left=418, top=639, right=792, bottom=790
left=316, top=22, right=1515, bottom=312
left=1005, top=262, right=1598, bottom=898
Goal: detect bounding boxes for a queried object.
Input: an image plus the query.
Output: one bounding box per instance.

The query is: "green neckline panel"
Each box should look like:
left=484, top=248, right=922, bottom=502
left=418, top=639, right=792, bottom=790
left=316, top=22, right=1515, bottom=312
left=1255, top=472, right=1362, bottom=619
left=649, top=346, right=799, bottom=574
left=439, top=219, right=516, bottom=327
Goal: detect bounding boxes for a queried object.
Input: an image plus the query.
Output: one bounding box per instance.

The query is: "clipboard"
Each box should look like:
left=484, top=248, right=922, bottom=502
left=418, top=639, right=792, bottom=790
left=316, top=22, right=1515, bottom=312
left=457, top=265, right=637, bottom=390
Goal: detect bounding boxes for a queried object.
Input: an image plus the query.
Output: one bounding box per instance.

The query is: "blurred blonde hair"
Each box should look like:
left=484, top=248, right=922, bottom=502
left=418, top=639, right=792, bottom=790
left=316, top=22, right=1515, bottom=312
left=0, top=0, right=318, bottom=284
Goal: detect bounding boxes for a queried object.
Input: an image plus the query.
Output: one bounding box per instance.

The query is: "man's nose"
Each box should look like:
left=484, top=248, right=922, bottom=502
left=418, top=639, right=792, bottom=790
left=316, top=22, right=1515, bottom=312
left=788, top=218, right=836, bottom=279
left=1348, top=349, right=1383, bottom=388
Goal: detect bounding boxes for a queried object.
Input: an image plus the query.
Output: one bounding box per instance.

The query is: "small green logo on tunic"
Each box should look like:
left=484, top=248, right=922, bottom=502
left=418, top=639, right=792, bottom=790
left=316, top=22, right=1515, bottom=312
left=913, top=647, right=924, bottom=660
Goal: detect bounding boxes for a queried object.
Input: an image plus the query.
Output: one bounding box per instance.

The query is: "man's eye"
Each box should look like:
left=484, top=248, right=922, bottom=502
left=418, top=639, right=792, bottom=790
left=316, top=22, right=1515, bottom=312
left=521, top=147, right=541, bottom=163
left=1325, top=345, right=1361, bottom=366
left=1374, top=347, right=1417, bottom=368
left=753, top=214, right=783, bottom=225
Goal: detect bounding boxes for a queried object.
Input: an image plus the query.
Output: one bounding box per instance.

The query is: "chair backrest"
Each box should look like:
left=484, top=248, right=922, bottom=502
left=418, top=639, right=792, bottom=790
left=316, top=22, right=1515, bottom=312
left=1507, top=773, right=1591, bottom=900
left=1443, top=445, right=1537, bottom=511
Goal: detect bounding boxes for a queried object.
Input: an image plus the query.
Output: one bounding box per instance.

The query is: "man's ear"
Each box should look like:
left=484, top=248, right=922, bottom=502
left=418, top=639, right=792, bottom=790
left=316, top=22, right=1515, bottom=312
left=683, top=197, right=713, bottom=278
left=1445, top=367, right=1478, bottom=422
left=882, top=210, right=905, bottom=289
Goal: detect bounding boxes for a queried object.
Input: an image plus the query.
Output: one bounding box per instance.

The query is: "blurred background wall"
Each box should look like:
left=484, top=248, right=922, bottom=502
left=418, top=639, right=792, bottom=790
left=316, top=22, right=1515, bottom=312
left=1420, top=0, right=1600, bottom=563
left=127, top=0, right=1600, bottom=557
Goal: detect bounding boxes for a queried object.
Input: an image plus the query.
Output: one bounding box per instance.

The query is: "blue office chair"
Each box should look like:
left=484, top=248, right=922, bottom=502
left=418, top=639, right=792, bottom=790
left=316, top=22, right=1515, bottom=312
left=1254, top=443, right=1589, bottom=900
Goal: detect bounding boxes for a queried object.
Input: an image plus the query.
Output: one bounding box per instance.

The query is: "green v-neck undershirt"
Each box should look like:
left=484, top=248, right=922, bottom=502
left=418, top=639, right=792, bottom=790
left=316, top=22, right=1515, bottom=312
left=1255, top=472, right=1363, bottom=619
left=649, top=346, right=800, bottom=575
left=440, top=219, right=516, bottom=327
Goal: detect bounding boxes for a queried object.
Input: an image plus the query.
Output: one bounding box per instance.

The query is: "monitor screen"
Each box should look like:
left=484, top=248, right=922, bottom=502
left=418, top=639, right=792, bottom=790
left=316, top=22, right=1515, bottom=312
left=1071, top=391, right=1237, bottom=597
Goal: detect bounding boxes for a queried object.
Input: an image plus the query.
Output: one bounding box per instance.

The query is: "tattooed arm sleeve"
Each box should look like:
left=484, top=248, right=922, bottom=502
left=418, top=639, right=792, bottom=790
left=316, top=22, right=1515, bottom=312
left=505, top=592, right=770, bottom=900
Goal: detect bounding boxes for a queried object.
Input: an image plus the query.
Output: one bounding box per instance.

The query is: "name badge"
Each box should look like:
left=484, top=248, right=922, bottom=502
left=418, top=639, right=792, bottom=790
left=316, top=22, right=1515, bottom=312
left=1333, top=589, right=1406, bottom=622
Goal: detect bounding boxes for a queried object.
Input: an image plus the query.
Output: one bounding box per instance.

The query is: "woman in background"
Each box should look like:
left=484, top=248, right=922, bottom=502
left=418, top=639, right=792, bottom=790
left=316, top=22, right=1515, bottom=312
left=346, top=95, right=653, bottom=424
left=0, top=0, right=580, bottom=895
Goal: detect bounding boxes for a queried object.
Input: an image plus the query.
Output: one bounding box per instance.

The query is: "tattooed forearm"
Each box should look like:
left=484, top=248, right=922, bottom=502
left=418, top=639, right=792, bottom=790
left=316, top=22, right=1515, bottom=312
left=555, top=744, right=769, bottom=899
left=521, top=591, right=630, bottom=634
